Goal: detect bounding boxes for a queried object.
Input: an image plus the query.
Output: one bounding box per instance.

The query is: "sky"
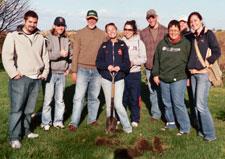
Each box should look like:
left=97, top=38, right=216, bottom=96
left=30, top=0, right=225, bottom=31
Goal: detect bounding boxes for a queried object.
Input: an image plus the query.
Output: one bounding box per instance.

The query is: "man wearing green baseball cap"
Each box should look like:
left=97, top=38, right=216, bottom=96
left=68, top=10, right=106, bottom=132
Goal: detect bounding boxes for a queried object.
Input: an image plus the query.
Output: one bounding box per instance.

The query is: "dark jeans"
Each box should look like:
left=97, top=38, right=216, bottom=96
left=8, top=76, right=41, bottom=141
left=123, top=72, right=141, bottom=122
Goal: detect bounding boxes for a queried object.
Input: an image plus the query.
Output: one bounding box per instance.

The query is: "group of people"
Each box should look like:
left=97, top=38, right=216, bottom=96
left=2, top=8, right=221, bottom=149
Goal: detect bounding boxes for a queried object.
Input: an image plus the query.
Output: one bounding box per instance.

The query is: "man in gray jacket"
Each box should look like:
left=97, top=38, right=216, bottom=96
left=41, top=17, right=72, bottom=131
left=2, top=10, right=49, bottom=149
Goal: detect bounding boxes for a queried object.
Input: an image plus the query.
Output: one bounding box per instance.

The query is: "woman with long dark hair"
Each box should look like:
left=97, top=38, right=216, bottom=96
left=122, top=20, right=147, bottom=127
left=187, top=12, right=221, bottom=141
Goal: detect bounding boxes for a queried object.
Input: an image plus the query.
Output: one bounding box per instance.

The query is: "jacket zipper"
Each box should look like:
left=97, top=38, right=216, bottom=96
left=112, top=43, right=115, bottom=66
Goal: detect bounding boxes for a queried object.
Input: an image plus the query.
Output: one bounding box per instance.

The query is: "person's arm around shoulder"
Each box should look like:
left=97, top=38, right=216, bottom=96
left=2, top=32, right=21, bottom=79
left=152, top=43, right=161, bottom=86
left=38, top=36, right=49, bottom=80
left=206, top=30, right=221, bottom=64
left=70, top=32, right=81, bottom=83
left=96, top=42, right=109, bottom=71
left=184, top=38, right=191, bottom=61
left=64, top=38, right=73, bottom=76
left=117, top=41, right=130, bottom=73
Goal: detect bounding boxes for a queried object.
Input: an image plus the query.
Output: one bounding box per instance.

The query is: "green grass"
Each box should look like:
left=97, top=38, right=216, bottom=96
left=0, top=68, right=225, bottom=159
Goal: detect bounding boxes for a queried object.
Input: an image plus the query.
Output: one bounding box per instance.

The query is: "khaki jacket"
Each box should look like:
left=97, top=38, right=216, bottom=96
left=2, top=27, right=49, bottom=79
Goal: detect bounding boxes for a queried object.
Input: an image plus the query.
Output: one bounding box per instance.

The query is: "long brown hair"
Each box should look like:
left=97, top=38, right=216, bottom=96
left=50, top=28, right=67, bottom=37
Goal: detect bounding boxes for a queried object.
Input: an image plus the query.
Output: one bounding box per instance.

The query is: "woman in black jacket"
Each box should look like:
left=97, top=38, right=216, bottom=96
left=96, top=23, right=132, bottom=133
left=187, top=12, right=221, bottom=142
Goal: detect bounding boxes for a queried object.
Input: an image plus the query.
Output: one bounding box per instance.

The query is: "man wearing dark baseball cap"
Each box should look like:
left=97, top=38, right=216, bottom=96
left=69, top=10, right=106, bottom=132
left=86, top=10, right=98, bottom=20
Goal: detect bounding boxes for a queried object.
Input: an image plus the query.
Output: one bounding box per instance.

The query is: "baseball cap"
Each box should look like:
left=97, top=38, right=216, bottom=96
left=146, top=9, right=157, bottom=19
left=54, top=17, right=66, bottom=26
left=179, top=16, right=187, bottom=22
left=86, top=10, right=98, bottom=20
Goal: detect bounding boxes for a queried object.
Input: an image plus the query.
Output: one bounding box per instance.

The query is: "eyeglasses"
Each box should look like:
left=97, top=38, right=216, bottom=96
left=124, top=28, right=133, bottom=31
left=168, top=29, right=179, bottom=33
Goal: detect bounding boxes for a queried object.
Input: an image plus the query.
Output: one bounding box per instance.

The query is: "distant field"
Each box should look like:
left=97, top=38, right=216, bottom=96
left=1, top=31, right=225, bottom=71
left=215, top=31, right=225, bottom=70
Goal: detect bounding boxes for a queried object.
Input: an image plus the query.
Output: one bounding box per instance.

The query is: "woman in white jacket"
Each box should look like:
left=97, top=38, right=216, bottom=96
left=121, top=20, right=147, bottom=127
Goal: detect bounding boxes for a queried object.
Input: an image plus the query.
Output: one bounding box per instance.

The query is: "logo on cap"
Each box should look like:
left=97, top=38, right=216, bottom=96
left=54, top=16, right=66, bottom=26
left=86, top=10, right=98, bottom=20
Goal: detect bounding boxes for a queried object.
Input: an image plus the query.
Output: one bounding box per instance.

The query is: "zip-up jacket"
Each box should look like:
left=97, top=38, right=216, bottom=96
left=152, top=35, right=191, bottom=83
left=122, top=35, right=147, bottom=73
left=2, top=26, right=49, bottom=79
left=188, top=27, right=221, bottom=70
left=46, top=32, right=72, bottom=74
left=96, top=39, right=130, bottom=82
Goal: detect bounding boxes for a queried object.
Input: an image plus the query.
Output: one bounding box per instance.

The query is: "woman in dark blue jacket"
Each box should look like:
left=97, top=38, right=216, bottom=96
left=187, top=12, right=221, bottom=142
left=96, top=23, right=132, bottom=133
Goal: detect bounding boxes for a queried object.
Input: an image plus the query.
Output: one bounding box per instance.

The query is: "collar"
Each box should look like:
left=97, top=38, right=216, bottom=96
left=17, top=25, right=40, bottom=35
left=86, top=25, right=97, bottom=30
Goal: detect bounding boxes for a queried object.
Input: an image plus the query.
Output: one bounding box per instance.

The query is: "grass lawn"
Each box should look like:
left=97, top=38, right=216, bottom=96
left=0, top=65, right=225, bottom=159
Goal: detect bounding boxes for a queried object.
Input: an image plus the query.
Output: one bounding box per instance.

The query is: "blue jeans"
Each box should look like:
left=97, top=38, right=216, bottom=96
left=123, top=72, right=141, bottom=122
left=145, top=69, right=161, bottom=119
left=42, top=73, right=65, bottom=125
left=70, top=67, right=101, bottom=127
left=191, top=74, right=216, bottom=140
left=160, top=80, right=190, bottom=132
left=8, top=76, right=41, bottom=140
left=101, top=78, right=132, bottom=132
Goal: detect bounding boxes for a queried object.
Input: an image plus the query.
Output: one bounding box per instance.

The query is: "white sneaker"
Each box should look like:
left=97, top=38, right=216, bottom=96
left=44, top=125, right=50, bottom=131
left=116, top=121, right=121, bottom=130
left=53, top=122, right=65, bottom=129
left=27, top=133, right=39, bottom=139
left=41, top=124, right=50, bottom=131
left=124, top=129, right=132, bottom=134
left=10, top=140, right=21, bottom=149
left=131, top=122, right=139, bottom=128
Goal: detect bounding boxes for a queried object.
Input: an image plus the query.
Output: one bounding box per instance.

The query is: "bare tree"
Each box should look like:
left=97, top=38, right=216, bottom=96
left=0, top=0, right=29, bottom=32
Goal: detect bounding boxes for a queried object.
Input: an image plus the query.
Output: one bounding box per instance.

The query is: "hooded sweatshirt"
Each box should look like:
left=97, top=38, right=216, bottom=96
left=2, top=25, right=49, bottom=79
left=122, top=35, right=147, bottom=73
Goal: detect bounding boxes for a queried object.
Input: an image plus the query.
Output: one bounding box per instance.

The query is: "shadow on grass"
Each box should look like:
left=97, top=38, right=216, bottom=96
left=31, top=83, right=106, bottom=130
left=63, top=85, right=105, bottom=126
left=0, top=60, right=4, bottom=72
left=140, top=81, right=166, bottom=122
left=216, top=111, right=225, bottom=121
left=63, top=84, right=75, bottom=122
left=140, top=81, right=151, bottom=116
left=114, top=149, right=133, bottom=159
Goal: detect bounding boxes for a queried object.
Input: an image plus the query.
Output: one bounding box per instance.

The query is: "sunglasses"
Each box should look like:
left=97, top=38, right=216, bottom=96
left=147, top=15, right=156, bottom=19
left=124, top=28, right=133, bottom=31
